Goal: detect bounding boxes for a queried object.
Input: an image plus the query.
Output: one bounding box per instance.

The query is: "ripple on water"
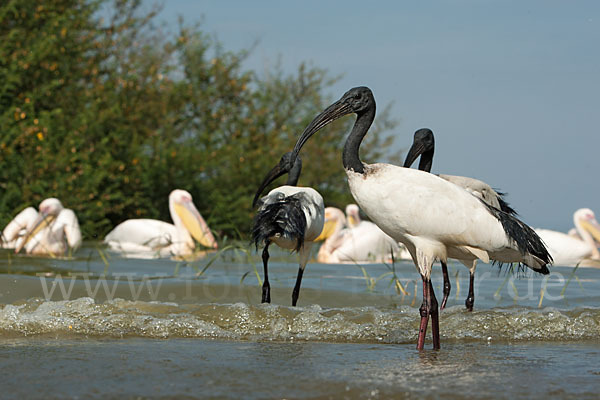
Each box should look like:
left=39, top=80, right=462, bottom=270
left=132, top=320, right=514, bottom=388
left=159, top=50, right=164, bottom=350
left=1, top=297, right=599, bottom=343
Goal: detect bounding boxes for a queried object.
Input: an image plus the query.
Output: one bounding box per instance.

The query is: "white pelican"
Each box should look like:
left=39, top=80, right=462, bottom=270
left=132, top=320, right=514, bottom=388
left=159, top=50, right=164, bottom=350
left=535, top=208, right=600, bottom=266
left=344, top=204, right=360, bottom=228
left=252, top=152, right=324, bottom=306
left=290, top=86, right=552, bottom=349
left=316, top=204, right=405, bottom=263
left=2, top=198, right=81, bottom=256
left=346, top=204, right=413, bottom=260
left=104, top=189, right=217, bottom=259
left=2, top=207, right=38, bottom=249
left=315, top=207, right=348, bottom=263
left=403, top=128, right=519, bottom=311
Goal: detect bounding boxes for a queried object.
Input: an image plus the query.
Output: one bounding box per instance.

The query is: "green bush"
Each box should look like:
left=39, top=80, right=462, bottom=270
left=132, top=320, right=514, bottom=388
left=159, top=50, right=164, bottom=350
left=0, top=0, right=400, bottom=241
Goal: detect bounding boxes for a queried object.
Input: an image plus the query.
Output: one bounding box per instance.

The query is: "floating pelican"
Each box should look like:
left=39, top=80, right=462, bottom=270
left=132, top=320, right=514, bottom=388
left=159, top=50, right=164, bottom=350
left=345, top=204, right=360, bottom=228
left=2, top=207, right=38, bottom=249
left=316, top=204, right=404, bottom=263
left=315, top=207, right=348, bottom=263
left=535, top=208, right=600, bottom=266
left=252, top=152, right=324, bottom=306
left=290, top=86, right=552, bottom=349
left=403, top=128, right=518, bottom=311
left=2, top=198, right=81, bottom=256
left=104, top=189, right=217, bottom=259
left=346, top=204, right=412, bottom=260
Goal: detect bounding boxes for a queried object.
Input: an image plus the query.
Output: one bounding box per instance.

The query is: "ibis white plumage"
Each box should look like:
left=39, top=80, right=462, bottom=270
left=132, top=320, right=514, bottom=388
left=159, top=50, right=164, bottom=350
left=104, top=189, right=217, bottom=259
left=403, top=128, right=518, bottom=311
left=252, top=152, right=324, bottom=306
left=2, top=198, right=81, bottom=256
left=289, top=86, right=552, bottom=349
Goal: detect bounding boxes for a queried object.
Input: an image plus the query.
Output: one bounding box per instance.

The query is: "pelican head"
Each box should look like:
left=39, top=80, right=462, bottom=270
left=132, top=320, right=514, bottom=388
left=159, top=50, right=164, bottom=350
left=314, top=207, right=346, bottom=241
left=345, top=204, right=361, bottom=228
left=574, top=208, right=600, bottom=248
left=14, top=198, right=65, bottom=253
left=169, top=189, right=218, bottom=250
left=39, top=198, right=64, bottom=215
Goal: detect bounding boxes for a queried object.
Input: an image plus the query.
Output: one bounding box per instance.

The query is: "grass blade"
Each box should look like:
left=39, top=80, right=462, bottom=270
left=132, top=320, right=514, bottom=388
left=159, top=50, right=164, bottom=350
left=560, top=263, right=580, bottom=296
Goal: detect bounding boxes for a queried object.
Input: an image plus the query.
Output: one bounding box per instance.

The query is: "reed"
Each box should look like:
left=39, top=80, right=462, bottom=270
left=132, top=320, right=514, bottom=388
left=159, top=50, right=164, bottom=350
left=384, top=252, right=409, bottom=296
left=560, top=262, right=582, bottom=296
left=454, top=269, right=461, bottom=300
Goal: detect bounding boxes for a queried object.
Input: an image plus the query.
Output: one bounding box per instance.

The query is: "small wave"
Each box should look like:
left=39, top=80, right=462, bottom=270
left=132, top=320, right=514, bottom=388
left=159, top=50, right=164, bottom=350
left=1, top=298, right=598, bottom=342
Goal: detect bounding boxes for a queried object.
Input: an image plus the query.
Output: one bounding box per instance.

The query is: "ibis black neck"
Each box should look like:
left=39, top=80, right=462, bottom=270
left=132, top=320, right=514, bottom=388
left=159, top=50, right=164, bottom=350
left=342, top=105, right=375, bottom=174
left=286, top=156, right=302, bottom=186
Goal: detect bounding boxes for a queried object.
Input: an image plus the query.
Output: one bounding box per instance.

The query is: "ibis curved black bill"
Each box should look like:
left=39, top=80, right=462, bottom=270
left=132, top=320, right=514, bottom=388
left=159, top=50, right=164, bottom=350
left=252, top=162, right=289, bottom=208
left=290, top=100, right=353, bottom=166
left=404, top=139, right=436, bottom=170
left=252, top=152, right=303, bottom=208
left=403, top=128, right=435, bottom=172
left=403, top=141, right=427, bottom=169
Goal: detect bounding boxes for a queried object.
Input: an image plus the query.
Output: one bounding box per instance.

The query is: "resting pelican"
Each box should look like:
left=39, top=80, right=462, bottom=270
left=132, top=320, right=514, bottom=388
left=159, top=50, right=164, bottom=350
left=345, top=204, right=361, bottom=228
left=252, top=152, right=324, bottom=306
left=403, top=128, right=518, bottom=311
left=317, top=204, right=404, bottom=263
left=2, top=198, right=81, bottom=256
left=346, top=204, right=412, bottom=260
left=535, top=208, right=600, bottom=266
left=289, top=86, right=551, bottom=349
left=104, top=189, right=217, bottom=259
left=315, top=207, right=348, bottom=263
left=2, top=208, right=38, bottom=249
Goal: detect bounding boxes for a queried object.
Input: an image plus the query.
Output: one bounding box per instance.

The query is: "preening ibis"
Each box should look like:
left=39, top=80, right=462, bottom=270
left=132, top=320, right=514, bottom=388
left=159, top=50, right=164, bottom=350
left=252, top=152, right=324, bottom=306
left=289, top=86, right=552, bottom=349
left=403, top=128, right=518, bottom=311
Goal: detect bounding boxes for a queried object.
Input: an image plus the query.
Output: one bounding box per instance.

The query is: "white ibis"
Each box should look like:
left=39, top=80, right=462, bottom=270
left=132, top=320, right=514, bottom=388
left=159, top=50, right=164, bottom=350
left=3, top=198, right=82, bottom=256
left=104, top=189, right=217, bottom=259
left=251, top=152, right=324, bottom=306
left=535, top=208, right=600, bottom=266
left=403, top=128, right=518, bottom=311
left=289, top=86, right=552, bottom=349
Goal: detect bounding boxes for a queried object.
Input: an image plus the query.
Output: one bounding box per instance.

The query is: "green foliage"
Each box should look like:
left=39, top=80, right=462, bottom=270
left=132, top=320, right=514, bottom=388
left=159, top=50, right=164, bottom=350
left=0, top=0, right=401, bottom=241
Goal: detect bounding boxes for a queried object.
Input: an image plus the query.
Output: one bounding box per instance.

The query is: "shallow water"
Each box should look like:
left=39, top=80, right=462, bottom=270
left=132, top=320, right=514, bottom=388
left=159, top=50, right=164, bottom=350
left=1, top=243, right=599, bottom=398
left=1, top=338, right=599, bottom=399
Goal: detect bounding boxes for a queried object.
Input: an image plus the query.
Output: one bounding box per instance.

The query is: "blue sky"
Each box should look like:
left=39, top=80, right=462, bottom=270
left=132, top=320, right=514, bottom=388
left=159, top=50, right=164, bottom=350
left=147, top=0, right=599, bottom=231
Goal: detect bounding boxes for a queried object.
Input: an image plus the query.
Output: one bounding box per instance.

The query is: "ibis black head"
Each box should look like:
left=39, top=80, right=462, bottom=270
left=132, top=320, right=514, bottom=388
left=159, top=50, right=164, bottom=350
left=338, top=86, right=375, bottom=115
left=252, top=152, right=302, bottom=208
left=403, top=128, right=435, bottom=172
left=291, top=86, right=375, bottom=163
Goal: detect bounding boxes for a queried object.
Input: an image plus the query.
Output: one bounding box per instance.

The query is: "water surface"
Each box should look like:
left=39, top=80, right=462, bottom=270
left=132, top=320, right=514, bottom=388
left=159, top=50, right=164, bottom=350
left=1, top=243, right=599, bottom=398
